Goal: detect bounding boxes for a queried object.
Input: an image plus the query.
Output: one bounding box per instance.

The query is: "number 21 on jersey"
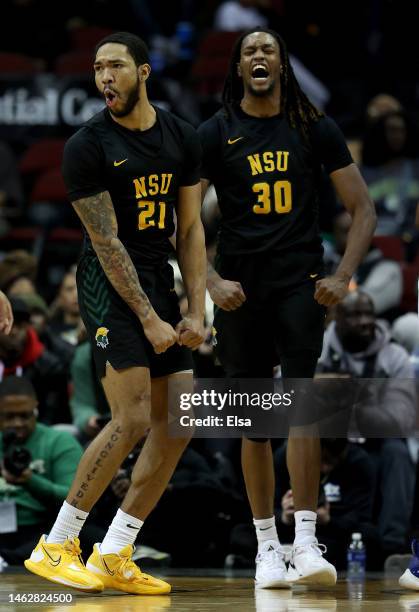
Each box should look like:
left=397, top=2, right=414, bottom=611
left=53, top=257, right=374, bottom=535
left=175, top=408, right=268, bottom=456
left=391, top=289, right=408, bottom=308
left=133, top=174, right=172, bottom=230
left=252, top=181, right=292, bottom=214
left=138, top=201, right=166, bottom=230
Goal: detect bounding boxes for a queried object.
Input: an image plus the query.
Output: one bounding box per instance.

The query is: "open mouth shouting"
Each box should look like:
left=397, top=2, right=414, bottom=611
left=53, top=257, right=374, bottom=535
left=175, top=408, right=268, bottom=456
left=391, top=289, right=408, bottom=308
left=251, top=64, right=270, bottom=84
left=104, top=87, right=118, bottom=108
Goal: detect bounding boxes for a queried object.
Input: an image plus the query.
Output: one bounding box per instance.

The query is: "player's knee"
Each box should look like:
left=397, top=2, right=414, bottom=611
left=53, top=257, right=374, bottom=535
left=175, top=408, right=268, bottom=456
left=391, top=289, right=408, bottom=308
left=110, top=391, right=151, bottom=439
left=110, top=414, right=149, bottom=442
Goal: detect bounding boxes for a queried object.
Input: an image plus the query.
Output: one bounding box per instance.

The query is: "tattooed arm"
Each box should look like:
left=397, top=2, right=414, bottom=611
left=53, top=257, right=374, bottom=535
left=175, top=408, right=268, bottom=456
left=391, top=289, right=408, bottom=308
left=72, top=191, right=177, bottom=354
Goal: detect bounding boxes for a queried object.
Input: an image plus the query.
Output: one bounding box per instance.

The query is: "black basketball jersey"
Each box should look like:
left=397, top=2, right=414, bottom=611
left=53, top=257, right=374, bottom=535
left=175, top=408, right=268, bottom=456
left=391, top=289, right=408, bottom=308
left=198, top=105, right=353, bottom=256
left=62, top=107, right=201, bottom=266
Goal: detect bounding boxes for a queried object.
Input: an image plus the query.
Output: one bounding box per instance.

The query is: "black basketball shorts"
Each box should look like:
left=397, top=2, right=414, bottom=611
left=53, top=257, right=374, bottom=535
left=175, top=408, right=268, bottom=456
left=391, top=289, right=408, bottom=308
left=213, top=249, right=326, bottom=378
left=76, top=253, right=193, bottom=379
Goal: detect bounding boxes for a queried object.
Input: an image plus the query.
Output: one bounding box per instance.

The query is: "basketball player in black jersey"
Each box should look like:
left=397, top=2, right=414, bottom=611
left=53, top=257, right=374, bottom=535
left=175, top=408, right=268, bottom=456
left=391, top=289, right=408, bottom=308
left=199, top=29, right=376, bottom=588
left=25, top=32, right=206, bottom=595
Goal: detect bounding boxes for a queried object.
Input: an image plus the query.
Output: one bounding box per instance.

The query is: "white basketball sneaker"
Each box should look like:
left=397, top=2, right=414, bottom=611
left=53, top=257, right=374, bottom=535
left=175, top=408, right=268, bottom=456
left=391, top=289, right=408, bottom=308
left=399, top=539, right=419, bottom=590
left=255, top=540, right=290, bottom=589
left=286, top=539, right=337, bottom=586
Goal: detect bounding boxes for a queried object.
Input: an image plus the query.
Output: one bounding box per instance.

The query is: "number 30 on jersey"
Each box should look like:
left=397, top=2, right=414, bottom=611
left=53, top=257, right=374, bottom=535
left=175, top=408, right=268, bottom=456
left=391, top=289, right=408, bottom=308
left=252, top=180, right=292, bottom=214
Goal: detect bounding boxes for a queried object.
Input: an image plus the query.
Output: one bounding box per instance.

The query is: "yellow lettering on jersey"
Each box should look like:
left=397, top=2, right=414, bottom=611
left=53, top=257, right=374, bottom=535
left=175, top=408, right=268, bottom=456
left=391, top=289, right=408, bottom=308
left=252, top=180, right=292, bottom=215
left=247, top=154, right=263, bottom=176
left=133, top=176, right=148, bottom=199
left=148, top=174, right=159, bottom=196
left=248, top=151, right=289, bottom=175
left=276, top=151, right=289, bottom=171
left=133, top=173, right=173, bottom=198
left=138, top=201, right=155, bottom=229
left=262, top=152, right=275, bottom=172
left=160, top=173, right=173, bottom=195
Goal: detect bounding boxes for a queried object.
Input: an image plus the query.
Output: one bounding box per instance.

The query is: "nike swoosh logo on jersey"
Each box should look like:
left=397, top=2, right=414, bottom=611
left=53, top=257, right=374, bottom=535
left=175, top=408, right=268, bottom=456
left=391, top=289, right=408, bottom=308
left=42, top=545, right=61, bottom=566
left=310, top=274, right=318, bottom=279
left=227, top=137, right=244, bottom=145
left=114, top=158, right=128, bottom=166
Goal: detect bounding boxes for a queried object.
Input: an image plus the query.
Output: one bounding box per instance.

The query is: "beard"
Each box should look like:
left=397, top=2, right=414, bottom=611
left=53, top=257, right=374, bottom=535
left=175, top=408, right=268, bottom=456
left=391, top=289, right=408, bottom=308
left=247, top=80, right=276, bottom=98
left=109, top=75, right=140, bottom=118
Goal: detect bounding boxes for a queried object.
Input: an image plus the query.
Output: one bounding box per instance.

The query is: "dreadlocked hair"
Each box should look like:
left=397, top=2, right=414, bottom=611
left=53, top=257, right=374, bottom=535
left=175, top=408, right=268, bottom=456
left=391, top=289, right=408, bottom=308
left=222, top=28, right=323, bottom=141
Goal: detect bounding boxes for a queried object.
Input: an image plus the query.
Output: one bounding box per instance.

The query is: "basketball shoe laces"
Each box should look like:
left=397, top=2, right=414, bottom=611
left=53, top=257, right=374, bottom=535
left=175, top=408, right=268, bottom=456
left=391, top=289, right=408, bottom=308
left=256, top=546, right=284, bottom=570
left=114, top=547, right=143, bottom=581
left=294, top=541, right=327, bottom=558
left=63, top=538, right=85, bottom=568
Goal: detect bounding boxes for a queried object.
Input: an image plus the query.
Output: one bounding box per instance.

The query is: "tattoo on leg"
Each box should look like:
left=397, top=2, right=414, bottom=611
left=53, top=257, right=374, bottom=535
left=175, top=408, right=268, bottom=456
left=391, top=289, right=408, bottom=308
left=71, top=425, right=123, bottom=503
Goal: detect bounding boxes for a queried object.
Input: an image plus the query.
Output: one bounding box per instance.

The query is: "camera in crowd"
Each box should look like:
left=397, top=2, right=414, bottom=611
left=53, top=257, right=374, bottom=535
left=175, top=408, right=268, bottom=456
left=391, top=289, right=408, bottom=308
left=2, top=429, right=32, bottom=477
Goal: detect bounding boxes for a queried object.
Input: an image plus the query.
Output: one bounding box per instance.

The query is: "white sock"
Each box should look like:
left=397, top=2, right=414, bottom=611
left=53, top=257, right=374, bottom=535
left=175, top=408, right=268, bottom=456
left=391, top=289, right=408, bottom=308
left=294, top=510, right=317, bottom=546
left=47, top=501, right=89, bottom=544
left=100, top=509, right=144, bottom=555
left=253, top=516, right=280, bottom=552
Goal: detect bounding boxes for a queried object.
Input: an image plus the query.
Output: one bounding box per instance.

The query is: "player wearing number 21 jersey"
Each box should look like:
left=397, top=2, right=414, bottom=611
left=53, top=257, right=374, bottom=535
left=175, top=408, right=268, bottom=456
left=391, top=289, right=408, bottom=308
left=24, top=32, right=206, bottom=596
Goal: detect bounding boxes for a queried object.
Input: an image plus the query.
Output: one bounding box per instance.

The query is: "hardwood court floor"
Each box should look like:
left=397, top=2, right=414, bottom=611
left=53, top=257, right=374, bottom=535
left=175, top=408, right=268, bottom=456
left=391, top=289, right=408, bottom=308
left=1, top=569, right=419, bottom=611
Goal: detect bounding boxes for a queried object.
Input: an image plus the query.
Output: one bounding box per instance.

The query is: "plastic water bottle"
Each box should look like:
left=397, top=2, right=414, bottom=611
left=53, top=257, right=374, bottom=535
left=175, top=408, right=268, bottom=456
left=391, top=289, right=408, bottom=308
left=347, top=533, right=366, bottom=579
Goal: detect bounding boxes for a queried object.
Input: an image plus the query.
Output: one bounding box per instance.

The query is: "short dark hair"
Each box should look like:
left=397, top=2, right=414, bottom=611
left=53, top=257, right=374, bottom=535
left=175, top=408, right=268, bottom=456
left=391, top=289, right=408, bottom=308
left=0, top=376, right=36, bottom=401
left=95, top=31, right=149, bottom=67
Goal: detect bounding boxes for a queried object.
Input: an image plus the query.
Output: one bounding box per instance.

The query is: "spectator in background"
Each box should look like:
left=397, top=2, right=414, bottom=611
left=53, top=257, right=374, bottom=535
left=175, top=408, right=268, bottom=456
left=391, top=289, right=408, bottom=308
left=392, top=313, right=419, bottom=360
left=0, top=376, right=83, bottom=564
left=318, top=291, right=416, bottom=561
left=361, top=110, right=419, bottom=260
left=0, top=250, right=38, bottom=298
left=275, top=438, right=376, bottom=570
left=0, top=297, right=70, bottom=424
left=18, top=292, right=76, bottom=368
left=366, top=94, right=403, bottom=122
left=48, top=266, right=82, bottom=347
left=347, top=94, right=403, bottom=165
left=323, top=209, right=403, bottom=320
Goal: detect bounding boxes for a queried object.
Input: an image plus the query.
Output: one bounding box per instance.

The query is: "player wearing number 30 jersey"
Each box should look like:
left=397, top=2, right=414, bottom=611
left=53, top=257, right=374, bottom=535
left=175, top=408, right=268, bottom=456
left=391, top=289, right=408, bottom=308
left=198, top=28, right=376, bottom=589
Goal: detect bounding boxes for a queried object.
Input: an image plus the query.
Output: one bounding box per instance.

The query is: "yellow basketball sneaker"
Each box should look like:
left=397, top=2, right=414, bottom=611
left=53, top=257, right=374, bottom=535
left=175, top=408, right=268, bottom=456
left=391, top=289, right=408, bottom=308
left=86, top=543, right=171, bottom=595
left=24, top=535, right=104, bottom=592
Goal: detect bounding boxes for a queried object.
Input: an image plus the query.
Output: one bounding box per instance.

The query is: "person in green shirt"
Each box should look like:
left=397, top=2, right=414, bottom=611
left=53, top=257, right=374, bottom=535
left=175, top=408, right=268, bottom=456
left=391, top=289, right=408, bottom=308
left=0, top=376, right=83, bottom=564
